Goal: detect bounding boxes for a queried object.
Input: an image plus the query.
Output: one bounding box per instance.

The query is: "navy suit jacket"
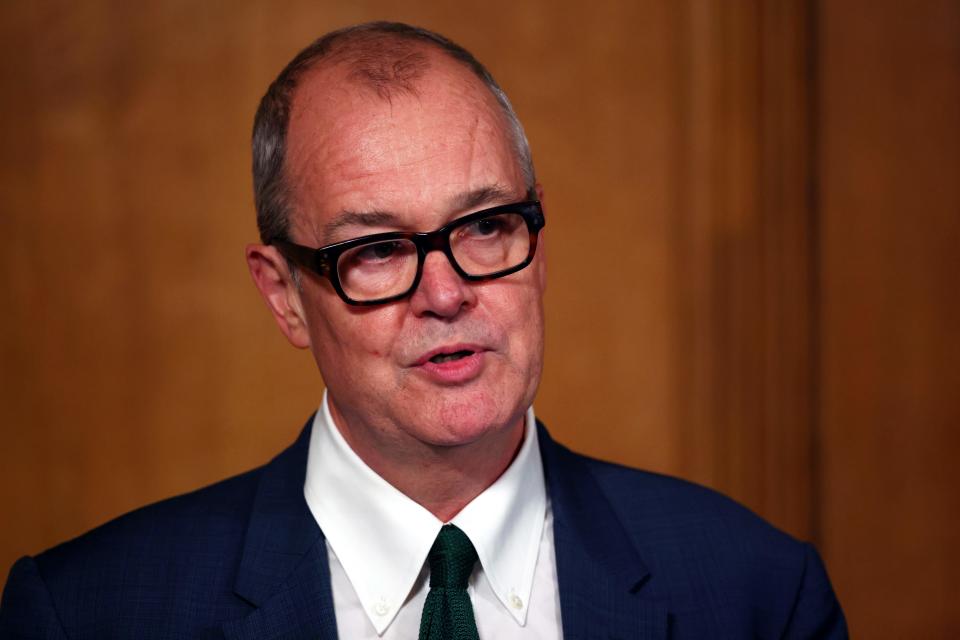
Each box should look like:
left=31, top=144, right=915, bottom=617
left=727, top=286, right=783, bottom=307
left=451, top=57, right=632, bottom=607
left=1, top=420, right=846, bottom=639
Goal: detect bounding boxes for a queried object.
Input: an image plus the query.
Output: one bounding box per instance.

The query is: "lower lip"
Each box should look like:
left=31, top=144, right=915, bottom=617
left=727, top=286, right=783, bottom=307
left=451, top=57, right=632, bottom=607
left=416, top=351, right=486, bottom=384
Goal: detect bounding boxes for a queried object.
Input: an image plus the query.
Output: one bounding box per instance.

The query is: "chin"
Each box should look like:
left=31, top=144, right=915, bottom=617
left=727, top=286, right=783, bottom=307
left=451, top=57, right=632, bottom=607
left=417, top=389, right=521, bottom=447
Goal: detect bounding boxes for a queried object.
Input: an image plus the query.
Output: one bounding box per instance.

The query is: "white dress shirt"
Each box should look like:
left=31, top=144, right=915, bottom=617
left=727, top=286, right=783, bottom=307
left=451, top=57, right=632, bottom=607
left=303, top=392, right=563, bottom=638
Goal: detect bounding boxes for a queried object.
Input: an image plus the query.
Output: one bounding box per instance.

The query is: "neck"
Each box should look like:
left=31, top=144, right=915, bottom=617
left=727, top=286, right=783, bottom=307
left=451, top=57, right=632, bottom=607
left=328, top=403, right=526, bottom=522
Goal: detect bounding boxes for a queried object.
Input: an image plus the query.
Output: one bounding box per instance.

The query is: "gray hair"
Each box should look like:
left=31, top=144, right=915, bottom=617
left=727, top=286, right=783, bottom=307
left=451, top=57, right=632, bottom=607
left=252, top=21, right=536, bottom=246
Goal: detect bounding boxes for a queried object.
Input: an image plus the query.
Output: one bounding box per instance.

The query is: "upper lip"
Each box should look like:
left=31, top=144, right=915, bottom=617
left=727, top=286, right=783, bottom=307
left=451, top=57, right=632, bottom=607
left=412, top=343, right=487, bottom=366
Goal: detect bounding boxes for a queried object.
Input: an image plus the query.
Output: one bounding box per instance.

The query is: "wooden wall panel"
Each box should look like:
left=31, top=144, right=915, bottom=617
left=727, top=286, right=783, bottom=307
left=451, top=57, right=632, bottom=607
left=672, top=0, right=815, bottom=539
left=819, top=0, right=960, bottom=636
left=0, top=0, right=323, bottom=574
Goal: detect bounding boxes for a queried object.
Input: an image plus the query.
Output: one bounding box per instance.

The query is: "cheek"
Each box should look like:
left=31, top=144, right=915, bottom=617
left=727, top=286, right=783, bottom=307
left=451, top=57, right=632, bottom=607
left=515, top=310, right=545, bottom=371
left=490, top=287, right=545, bottom=368
left=308, top=299, right=405, bottom=366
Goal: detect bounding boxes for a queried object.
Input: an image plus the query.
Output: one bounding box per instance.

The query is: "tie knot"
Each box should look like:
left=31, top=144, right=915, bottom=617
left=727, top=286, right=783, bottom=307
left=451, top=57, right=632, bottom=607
left=427, top=525, right=478, bottom=589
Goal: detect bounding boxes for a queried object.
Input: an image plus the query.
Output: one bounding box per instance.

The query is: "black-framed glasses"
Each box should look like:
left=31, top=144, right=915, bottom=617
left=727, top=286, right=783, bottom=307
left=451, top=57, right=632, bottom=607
left=272, top=201, right=545, bottom=306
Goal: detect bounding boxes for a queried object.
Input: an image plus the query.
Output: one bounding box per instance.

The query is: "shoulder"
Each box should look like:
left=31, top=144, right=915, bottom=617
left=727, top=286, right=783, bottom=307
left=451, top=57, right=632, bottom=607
left=2, top=419, right=319, bottom=638
left=542, top=432, right=798, bottom=551
left=526, top=424, right=845, bottom=636
left=37, top=464, right=263, bottom=576
left=587, top=454, right=792, bottom=541
left=554, top=448, right=846, bottom=637
left=2, top=465, right=266, bottom=637
left=574, top=451, right=806, bottom=570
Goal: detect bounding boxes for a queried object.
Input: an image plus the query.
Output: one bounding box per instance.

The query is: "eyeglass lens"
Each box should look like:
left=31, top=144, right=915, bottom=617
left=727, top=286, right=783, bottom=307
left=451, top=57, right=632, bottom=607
left=336, top=212, right=531, bottom=302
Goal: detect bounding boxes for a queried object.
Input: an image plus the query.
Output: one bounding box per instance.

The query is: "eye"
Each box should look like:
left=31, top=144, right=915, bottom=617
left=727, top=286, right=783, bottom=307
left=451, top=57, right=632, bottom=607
left=462, top=216, right=505, bottom=239
left=355, top=240, right=402, bottom=263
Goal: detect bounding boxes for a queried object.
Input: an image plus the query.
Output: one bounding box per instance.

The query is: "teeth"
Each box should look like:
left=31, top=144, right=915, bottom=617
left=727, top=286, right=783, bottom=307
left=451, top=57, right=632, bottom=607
left=430, top=350, right=473, bottom=364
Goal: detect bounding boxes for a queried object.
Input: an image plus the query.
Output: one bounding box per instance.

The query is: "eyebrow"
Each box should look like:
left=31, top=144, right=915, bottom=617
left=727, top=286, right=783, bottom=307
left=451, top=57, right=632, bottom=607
left=447, top=184, right=520, bottom=212
left=321, top=210, right=401, bottom=243
left=320, top=184, right=524, bottom=243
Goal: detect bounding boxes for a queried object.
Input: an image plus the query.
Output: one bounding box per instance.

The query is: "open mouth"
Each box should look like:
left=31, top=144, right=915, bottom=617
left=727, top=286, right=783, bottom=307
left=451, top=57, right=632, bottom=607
left=429, top=349, right=475, bottom=364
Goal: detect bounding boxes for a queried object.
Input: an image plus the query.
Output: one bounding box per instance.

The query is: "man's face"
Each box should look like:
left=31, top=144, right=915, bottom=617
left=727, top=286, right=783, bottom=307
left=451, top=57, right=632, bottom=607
left=282, top=54, right=546, bottom=454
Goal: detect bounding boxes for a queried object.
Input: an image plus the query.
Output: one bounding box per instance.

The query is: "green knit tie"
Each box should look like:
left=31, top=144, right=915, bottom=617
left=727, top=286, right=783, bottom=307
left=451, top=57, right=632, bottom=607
left=419, top=525, right=480, bottom=640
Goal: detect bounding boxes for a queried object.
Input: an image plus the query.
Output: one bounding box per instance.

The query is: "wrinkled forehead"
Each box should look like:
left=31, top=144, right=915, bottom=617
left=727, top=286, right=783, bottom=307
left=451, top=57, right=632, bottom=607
left=282, top=48, right=523, bottom=226
left=286, top=44, right=509, bottom=151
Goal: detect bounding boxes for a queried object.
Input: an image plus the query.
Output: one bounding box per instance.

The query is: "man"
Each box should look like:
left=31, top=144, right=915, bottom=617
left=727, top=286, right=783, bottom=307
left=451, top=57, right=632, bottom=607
left=0, top=22, right=846, bottom=639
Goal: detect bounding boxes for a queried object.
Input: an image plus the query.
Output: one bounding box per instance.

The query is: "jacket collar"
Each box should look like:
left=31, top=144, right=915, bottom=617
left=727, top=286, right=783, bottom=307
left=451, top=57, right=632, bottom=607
left=222, top=417, right=667, bottom=640
left=537, top=422, right=668, bottom=639
left=223, top=415, right=338, bottom=640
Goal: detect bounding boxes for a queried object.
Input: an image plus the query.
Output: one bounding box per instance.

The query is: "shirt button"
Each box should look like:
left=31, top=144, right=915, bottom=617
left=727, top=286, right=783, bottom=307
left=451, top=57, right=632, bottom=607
left=373, top=602, right=390, bottom=616
left=509, top=594, right=524, bottom=610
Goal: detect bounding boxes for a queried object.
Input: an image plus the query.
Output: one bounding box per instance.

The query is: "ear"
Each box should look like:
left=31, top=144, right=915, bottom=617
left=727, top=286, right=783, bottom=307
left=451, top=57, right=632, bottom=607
left=534, top=183, right=548, bottom=292
left=245, top=243, right=312, bottom=349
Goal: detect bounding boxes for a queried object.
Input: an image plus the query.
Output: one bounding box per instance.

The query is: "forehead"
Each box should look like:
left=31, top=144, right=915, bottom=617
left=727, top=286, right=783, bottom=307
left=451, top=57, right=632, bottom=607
left=283, top=49, right=525, bottom=239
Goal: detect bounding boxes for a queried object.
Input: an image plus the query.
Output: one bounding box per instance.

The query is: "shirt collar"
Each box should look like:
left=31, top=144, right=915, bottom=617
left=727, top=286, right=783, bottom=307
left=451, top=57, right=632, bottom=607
left=303, top=391, right=546, bottom=634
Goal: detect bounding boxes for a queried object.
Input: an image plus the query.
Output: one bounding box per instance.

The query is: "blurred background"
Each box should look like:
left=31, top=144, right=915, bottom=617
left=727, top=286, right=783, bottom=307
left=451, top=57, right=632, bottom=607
left=0, top=0, right=957, bottom=636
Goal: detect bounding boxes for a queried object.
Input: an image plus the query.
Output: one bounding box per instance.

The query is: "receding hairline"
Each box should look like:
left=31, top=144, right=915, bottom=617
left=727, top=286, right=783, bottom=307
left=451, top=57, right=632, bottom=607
left=282, top=57, right=529, bottom=244
left=282, top=42, right=526, bottom=187
left=286, top=35, right=499, bottom=110
left=306, top=32, right=429, bottom=96
left=252, top=22, right=537, bottom=247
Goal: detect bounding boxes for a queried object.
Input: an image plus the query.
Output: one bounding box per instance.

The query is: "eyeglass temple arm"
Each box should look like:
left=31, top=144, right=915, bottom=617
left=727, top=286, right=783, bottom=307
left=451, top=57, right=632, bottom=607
left=272, top=239, right=332, bottom=277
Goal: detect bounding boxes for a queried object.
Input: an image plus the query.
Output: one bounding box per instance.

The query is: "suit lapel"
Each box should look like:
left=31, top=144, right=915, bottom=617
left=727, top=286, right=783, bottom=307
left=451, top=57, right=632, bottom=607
left=219, top=417, right=666, bottom=639
left=538, top=423, right=668, bottom=640
left=222, top=417, right=338, bottom=640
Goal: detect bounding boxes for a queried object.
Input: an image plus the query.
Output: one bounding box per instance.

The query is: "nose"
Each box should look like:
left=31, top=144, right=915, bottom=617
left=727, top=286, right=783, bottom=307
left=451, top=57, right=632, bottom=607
left=408, top=250, right=476, bottom=318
